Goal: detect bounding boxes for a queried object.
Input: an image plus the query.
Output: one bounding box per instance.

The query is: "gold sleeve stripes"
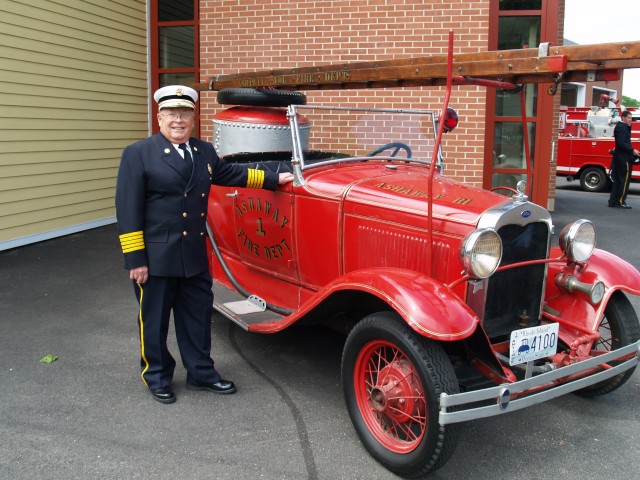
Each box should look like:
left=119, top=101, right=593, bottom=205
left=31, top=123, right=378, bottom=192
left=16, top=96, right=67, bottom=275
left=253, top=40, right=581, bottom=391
left=246, top=168, right=265, bottom=189
left=119, top=231, right=145, bottom=254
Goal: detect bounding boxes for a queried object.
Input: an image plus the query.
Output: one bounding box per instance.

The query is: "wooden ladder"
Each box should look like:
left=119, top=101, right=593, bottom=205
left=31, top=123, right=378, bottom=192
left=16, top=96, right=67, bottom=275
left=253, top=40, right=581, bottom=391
left=195, top=41, right=640, bottom=94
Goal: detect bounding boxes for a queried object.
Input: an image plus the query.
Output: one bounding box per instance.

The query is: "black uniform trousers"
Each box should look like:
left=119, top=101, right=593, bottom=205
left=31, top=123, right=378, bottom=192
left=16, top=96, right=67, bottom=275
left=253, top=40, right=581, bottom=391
left=132, top=270, right=220, bottom=389
left=609, top=158, right=632, bottom=206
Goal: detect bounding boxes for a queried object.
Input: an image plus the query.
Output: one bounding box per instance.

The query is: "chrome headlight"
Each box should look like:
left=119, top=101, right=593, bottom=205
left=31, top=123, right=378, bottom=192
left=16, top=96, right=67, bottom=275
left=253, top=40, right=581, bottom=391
left=460, top=229, right=503, bottom=279
left=559, top=219, right=596, bottom=263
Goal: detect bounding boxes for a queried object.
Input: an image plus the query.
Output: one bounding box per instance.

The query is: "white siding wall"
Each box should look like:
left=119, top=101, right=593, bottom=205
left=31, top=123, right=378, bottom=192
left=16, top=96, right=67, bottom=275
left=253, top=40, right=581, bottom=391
left=0, top=0, right=148, bottom=250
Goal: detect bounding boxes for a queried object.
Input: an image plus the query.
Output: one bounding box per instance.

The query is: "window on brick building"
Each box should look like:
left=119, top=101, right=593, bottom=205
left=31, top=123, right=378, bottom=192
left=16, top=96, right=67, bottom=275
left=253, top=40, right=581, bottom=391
left=499, top=0, right=542, bottom=9
left=561, top=84, right=579, bottom=107
left=150, top=0, right=200, bottom=134
left=592, top=87, right=617, bottom=107
left=485, top=0, right=559, bottom=205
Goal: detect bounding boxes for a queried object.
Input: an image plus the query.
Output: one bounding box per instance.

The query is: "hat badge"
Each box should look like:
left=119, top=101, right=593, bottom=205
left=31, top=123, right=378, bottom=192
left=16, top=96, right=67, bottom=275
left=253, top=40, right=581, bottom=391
left=176, top=88, right=184, bottom=96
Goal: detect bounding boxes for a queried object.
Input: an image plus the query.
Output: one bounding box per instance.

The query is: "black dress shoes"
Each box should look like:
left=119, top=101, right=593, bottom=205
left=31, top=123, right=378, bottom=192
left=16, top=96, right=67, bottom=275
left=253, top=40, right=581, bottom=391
left=149, top=386, right=176, bottom=404
left=186, top=379, right=237, bottom=395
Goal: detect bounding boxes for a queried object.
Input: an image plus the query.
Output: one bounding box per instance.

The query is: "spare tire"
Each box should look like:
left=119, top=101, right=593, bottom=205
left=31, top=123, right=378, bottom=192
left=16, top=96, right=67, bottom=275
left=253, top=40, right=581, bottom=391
left=217, top=88, right=307, bottom=107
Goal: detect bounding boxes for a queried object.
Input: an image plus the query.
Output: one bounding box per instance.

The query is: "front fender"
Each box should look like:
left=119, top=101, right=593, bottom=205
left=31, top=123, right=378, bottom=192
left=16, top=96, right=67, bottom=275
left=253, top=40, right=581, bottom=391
left=251, top=267, right=480, bottom=340
left=342, top=268, right=480, bottom=340
left=546, top=247, right=640, bottom=332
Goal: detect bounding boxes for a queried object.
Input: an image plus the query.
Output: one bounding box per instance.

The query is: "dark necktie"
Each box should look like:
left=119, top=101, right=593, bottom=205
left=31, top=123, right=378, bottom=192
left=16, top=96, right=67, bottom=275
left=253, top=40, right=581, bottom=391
left=178, top=143, right=192, bottom=164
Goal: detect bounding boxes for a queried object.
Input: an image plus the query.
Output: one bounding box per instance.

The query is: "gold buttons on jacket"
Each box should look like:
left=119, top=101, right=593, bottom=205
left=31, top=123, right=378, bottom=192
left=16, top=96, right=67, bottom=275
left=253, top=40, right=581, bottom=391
left=182, top=212, right=187, bottom=218
left=184, top=193, right=188, bottom=198
left=201, top=193, right=206, bottom=198
left=200, top=212, right=205, bottom=218
left=200, top=232, right=205, bottom=237
left=182, top=231, right=188, bottom=237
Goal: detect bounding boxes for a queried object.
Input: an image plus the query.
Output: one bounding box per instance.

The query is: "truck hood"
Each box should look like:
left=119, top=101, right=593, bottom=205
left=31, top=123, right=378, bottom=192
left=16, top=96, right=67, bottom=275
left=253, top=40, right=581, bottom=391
left=305, top=164, right=509, bottom=226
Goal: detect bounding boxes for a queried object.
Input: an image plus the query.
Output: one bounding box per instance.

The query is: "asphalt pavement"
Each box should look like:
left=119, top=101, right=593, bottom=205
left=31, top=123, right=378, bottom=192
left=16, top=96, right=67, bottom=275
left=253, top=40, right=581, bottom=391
left=1, top=179, right=639, bottom=480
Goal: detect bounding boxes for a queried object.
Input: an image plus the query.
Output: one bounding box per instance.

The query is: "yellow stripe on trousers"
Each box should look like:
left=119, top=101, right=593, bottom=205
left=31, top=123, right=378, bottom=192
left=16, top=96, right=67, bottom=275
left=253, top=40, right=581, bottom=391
left=137, top=284, right=150, bottom=386
left=621, top=162, right=631, bottom=203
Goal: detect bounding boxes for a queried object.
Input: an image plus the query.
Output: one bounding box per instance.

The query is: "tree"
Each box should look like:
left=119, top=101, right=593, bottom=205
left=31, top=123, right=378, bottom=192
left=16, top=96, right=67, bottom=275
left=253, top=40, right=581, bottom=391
left=622, top=95, right=640, bottom=107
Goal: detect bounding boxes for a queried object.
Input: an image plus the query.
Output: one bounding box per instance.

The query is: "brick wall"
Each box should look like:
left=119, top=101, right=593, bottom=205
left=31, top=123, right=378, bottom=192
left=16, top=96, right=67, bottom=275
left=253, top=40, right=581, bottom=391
left=199, top=0, right=490, bottom=186
left=548, top=0, right=565, bottom=210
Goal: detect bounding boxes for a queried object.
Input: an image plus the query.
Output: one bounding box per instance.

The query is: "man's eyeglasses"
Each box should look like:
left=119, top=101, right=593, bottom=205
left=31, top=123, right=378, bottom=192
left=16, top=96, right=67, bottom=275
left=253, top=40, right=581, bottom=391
left=160, top=111, right=195, bottom=121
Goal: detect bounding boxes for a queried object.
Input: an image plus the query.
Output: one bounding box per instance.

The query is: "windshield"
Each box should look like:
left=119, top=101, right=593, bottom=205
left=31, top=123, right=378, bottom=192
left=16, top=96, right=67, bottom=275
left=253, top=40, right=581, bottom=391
left=289, top=105, right=440, bottom=168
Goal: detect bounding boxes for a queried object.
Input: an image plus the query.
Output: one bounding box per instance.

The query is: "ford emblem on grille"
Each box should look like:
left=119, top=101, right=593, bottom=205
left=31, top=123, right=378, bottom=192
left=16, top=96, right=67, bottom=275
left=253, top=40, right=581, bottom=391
left=521, top=210, right=532, bottom=218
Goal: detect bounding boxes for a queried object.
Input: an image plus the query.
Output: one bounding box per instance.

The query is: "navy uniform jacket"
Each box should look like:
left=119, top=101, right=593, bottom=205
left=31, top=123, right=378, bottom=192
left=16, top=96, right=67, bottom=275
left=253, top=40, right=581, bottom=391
left=613, top=121, right=634, bottom=164
left=116, top=133, right=278, bottom=277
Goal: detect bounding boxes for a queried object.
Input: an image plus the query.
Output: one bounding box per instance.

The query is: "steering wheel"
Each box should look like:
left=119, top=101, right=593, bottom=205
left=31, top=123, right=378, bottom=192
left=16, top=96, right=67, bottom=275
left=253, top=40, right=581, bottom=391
left=367, top=142, right=412, bottom=158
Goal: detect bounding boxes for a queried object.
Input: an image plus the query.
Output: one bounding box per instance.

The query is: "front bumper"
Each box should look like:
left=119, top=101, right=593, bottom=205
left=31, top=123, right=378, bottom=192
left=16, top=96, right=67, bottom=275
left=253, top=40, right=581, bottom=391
left=439, top=340, right=640, bottom=425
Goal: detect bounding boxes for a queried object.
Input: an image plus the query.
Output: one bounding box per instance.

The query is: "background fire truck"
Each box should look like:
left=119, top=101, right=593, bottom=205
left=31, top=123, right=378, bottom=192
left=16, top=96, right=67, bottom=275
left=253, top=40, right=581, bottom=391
left=556, top=94, right=640, bottom=192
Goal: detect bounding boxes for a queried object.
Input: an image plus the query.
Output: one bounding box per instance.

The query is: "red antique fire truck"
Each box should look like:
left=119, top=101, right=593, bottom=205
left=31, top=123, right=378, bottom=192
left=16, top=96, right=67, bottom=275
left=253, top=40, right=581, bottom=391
left=556, top=94, right=640, bottom=191
left=197, top=37, right=640, bottom=477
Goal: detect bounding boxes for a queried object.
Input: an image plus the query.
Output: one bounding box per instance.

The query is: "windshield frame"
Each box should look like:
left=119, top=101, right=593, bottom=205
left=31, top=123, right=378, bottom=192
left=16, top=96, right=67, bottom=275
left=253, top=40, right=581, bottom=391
left=287, top=104, right=445, bottom=185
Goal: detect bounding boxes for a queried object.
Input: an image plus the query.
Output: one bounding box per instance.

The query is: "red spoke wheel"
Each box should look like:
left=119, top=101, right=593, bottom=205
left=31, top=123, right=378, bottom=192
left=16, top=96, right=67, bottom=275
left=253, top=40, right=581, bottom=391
left=342, top=312, right=459, bottom=478
left=575, top=290, right=640, bottom=397
left=355, top=341, right=427, bottom=452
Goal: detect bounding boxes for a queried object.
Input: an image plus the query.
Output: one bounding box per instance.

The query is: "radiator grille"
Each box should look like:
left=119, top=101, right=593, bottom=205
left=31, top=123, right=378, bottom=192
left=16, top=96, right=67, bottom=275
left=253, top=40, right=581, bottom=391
left=482, top=222, right=549, bottom=339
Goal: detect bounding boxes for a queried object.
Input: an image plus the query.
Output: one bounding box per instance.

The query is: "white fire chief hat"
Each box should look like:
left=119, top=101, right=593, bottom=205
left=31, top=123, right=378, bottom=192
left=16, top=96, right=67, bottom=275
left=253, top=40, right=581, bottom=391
left=154, top=85, right=198, bottom=110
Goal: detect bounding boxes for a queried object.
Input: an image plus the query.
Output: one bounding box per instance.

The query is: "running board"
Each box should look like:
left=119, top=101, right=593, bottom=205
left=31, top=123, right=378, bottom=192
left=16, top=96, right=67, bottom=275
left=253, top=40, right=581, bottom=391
left=212, top=281, right=284, bottom=330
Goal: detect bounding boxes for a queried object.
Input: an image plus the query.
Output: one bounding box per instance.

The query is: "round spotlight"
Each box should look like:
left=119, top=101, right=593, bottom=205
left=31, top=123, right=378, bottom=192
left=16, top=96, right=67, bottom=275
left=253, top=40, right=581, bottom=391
left=559, top=219, right=596, bottom=263
left=459, top=228, right=503, bottom=279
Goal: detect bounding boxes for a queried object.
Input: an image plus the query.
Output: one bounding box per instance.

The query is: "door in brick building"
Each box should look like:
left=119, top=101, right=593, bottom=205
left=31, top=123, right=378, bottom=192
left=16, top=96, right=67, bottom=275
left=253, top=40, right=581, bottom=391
left=484, top=0, right=560, bottom=207
left=150, top=0, right=200, bottom=136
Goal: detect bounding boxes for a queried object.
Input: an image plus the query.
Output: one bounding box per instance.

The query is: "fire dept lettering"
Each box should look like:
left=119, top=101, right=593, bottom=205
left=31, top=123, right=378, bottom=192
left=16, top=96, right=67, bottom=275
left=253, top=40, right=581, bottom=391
left=374, top=183, right=470, bottom=202
left=325, top=71, right=350, bottom=82
left=239, top=78, right=263, bottom=88
left=238, top=71, right=350, bottom=88
left=295, top=73, right=313, bottom=84
left=236, top=229, right=291, bottom=259
left=235, top=196, right=290, bottom=259
left=264, top=238, right=291, bottom=259
left=374, top=182, right=438, bottom=199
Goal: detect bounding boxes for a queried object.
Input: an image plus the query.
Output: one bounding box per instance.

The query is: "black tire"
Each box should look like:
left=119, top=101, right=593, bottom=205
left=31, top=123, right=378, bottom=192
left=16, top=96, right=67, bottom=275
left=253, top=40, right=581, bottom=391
left=579, top=166, right=610, bottom=192
left=575, top=290, right=640, bottom=397
left=341, top=312, right=459, bottom=478
left=216, top=88, right=307, bottom=107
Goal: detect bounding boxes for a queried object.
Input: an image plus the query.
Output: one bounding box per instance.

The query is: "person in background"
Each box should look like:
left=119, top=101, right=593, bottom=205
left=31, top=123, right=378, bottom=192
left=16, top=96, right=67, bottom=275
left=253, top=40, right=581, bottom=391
left=608, top=110, right=639, bottom=208
left=115, top=85, right=293, bottom=404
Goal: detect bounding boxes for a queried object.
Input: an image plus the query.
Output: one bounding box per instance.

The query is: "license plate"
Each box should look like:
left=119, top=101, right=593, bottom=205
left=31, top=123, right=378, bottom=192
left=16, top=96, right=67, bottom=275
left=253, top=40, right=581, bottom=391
left=509, top=323, right=559, bottom=366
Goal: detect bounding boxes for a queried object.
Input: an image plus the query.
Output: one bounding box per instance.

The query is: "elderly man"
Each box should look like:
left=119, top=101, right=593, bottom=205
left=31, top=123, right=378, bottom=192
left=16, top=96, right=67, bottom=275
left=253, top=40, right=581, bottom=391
left=115, top=85, right=293, bottom=403
left=608, top=110, right=639, bottom=208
